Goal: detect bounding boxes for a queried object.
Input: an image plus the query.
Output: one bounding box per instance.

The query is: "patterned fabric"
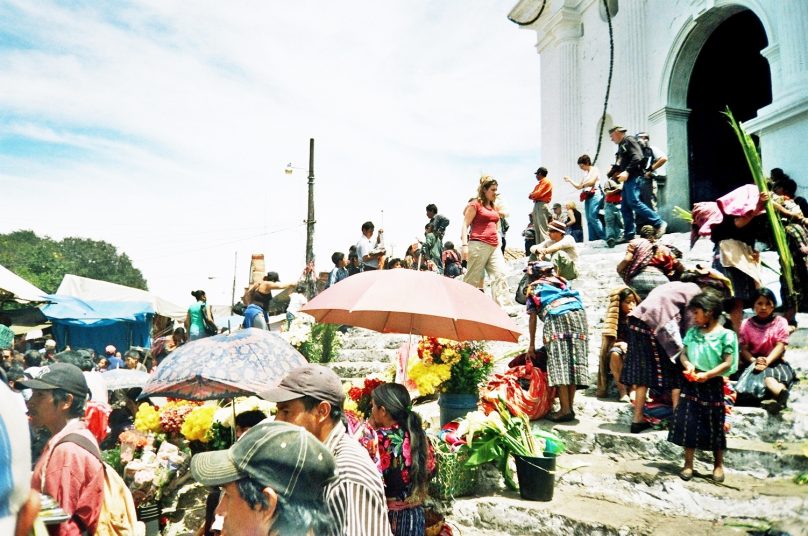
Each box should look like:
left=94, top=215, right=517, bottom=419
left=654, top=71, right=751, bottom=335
left=782, top=222, right=808, bottom=312
left=668, top=376, right=726, bottom=450
left=620, top=317, right=682, bottom=390
left=323, top=426, right=391, bottom=536
left=359, top=425, right=436, bottom=536
left=620, top=238, right=655, bottom=282
left=712, top=255, right=757, bottom=305
left=628, top=266, right=670, bottom=300
left=526, top=275, right=584, bottom=320
left=0, top=325, right=13, bottom=350
left=142, top=328, right=307, bottom=399
left=759, top=361, right=798, bottom=390
left=543, top=309, right=589, bottom=387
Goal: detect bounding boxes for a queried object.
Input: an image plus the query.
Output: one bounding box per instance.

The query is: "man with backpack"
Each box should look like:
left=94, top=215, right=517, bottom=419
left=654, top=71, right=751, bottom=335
left=21, top=363, right=141, bottom=536
left=21, top=363, right=105, bottom=535
left=635, top=132, right=668, bottom=226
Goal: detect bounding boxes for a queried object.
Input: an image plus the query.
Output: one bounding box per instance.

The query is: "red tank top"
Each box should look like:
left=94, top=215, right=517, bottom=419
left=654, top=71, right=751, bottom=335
left=468, top=200, right=500, bottom=247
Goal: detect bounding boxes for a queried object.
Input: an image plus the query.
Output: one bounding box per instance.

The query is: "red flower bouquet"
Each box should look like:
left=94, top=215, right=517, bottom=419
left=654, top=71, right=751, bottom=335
left=347, top=377, right=385, bottom=419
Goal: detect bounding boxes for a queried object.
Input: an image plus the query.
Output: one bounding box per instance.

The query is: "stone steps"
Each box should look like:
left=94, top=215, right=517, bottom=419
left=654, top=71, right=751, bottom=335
left=327, top=360, right=393, bottom=380
left=441, top=452, right=806, bottom=536
left=332, top=347, right=399, bottom=363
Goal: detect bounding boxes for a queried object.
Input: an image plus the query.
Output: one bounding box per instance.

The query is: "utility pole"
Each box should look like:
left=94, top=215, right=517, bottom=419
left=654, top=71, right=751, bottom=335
left=306, top=138, right=315, bottom=265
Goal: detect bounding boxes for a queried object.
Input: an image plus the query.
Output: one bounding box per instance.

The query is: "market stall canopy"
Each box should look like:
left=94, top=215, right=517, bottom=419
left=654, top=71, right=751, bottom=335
left=56, top=274, right=186, bottom=321
left=42, top=295, right=154, bottom=354
left=0, top=264, right=47, bottom=303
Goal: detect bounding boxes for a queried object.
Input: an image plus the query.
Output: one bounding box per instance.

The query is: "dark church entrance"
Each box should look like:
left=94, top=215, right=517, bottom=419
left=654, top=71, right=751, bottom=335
left=687, top=9, right=772, bottom=203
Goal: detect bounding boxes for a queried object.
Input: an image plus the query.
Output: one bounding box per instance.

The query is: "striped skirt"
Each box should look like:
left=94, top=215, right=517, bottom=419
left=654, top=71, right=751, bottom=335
left=668, top=376, right=726, bottom=451
left=388, top=506, right=425, bottom=536
left=543, top=309, right=589, bottom=388
left=761, top=360, right=798, bottom=391
left=628, top=266, right=670, bottom=301
left=620, top=317, right=682, bottom=390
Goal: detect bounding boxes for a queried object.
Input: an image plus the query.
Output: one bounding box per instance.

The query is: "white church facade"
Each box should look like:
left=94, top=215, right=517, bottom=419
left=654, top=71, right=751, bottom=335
left=508, top=0, right=808, bottom=229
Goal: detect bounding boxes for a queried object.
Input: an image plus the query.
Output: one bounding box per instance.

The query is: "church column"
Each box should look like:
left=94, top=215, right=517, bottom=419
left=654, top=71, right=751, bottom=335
left=650, top=106, right=690, bottom=231
left=620, top=0, right=649, bottom=130
left=775, top=0, right=808, bottom=99
left=537, top=8, right=583, bottom=179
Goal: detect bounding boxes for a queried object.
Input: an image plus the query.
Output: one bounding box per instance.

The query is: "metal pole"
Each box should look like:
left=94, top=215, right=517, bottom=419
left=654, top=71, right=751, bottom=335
left=306, top=138, right=315, bottom=265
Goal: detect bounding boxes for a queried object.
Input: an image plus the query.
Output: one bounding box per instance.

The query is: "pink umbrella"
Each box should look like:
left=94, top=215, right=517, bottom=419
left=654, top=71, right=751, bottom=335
left=301, top=269, right=520, bottom=342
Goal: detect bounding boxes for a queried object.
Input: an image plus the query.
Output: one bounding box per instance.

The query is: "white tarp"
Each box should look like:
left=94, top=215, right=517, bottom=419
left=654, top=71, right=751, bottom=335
left=56, top=274, right=188, bottom=321
left=0, top=264, right=47, bottom=302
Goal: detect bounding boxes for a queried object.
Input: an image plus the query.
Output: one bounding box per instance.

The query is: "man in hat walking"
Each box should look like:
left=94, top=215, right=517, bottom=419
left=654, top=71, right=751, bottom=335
left=610, top=126, right=667, bottom=241
left=190, top=420, right=337, bottom=536
left=529, top=166, right=553, bottom=243
left=18, top=363, right=104, bottom=536
left=262, top=364, right=392, bottom=536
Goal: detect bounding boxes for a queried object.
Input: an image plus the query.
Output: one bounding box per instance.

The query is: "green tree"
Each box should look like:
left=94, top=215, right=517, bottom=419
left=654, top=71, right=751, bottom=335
left=0, top=230, right=147, bottom=294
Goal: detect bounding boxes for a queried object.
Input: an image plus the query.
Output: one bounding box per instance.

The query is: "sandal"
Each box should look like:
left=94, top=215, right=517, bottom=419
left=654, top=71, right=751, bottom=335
left=630, top=422, right=652, bottom=434
left=679, top=468, right=693, bottom=481
left=549, top=412, right=576, bottom=423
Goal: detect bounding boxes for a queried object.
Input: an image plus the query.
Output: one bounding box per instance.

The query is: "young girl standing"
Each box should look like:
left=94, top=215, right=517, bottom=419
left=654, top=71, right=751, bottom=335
left=669, top=291, right=738, bottom=482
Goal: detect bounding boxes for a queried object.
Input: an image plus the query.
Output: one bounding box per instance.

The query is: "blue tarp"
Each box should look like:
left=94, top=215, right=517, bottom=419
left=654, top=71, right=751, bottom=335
left=42, top=295, right=154, bottom=354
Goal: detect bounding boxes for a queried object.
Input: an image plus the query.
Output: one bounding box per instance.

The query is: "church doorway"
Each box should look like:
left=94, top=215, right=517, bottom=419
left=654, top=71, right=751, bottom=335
left=686, top=9, right=772, bottom=203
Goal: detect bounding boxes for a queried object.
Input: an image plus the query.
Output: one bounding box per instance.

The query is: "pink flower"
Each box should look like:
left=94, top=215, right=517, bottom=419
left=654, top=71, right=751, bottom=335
left=402, top=436, right=412, bottom=466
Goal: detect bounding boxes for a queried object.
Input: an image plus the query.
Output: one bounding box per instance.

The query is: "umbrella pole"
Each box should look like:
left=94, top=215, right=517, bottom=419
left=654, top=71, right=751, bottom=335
left=231, top=399, right=236, bottom=443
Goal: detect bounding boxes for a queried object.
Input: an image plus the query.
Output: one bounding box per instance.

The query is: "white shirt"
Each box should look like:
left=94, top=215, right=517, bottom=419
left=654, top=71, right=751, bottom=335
left=287, top=293, right=308, bottom=315
left=355, top=236, right=379, bottom=268
left=533, top=235, right=579, bottom=263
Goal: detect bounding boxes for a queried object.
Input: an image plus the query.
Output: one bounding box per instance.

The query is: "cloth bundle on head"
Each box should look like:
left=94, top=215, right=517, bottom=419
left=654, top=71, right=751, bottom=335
left=717, top=184, right=765, bottom=218
left=524, top=261, right=554, bottom=278
left=105, top=345, right=116, bottom=355
left=548, top=220, right=566, bottom=234
left=691, top=201, right=723, bottom=248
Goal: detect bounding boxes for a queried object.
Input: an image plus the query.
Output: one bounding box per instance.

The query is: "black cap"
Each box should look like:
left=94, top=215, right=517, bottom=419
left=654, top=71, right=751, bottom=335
left=17, top=362, right=89, bottom=398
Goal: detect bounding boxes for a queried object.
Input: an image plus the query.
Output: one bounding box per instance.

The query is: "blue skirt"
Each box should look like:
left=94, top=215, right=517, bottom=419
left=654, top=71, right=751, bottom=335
left=668, top=376, right=726, bottom=451
left=388, top=506, right=425, bottom=536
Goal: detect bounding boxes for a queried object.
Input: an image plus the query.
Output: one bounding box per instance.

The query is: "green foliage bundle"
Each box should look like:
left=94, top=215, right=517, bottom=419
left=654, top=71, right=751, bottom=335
left=0, top=230, right=147, bottom=294
left=298, top=323, right=342, bottom=364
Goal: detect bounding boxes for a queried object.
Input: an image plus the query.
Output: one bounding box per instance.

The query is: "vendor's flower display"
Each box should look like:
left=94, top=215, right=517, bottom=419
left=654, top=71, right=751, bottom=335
left=213, top=396, right=275, bottom=429
left=159, top=400, right=202, bottom=434
left=133, top=403, right=161, bottom=434
left=407, top=337, right=494, bottom=396
left=123, top=441, right=187, bottom=507
left=458, top=400, right=565, bottom=490
left=346, top=377, right=386, bottom=419
left=180, top=405, right=218, bottom=443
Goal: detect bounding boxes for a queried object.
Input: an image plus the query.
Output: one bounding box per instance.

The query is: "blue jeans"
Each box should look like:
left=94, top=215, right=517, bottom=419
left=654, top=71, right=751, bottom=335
left=604, top=202, right=624, bottom=242
left=620, top=175, right=661, bottom=239
left=584, top=192, right=605, bottom=241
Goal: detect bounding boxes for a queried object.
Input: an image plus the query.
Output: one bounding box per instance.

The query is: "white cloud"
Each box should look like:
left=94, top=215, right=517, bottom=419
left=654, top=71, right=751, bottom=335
left=0, top=1, right=541, bottom=307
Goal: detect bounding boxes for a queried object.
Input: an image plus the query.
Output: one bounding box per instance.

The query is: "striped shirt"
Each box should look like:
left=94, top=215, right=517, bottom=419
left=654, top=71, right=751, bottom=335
left=323, top=425, right=392, bottom=536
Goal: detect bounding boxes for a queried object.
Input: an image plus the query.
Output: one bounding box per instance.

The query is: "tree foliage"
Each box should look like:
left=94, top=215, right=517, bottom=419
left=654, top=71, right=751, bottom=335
left=0, top=230, right=147, bottom=294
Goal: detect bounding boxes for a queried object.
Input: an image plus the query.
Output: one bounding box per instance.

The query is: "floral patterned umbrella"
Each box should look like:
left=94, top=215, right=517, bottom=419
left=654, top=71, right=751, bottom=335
left=141, top=328, right=307, bottom=400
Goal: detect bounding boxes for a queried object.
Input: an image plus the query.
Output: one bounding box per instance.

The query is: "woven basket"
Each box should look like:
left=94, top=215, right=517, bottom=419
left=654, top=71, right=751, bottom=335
left=428, top=440, right=478, bottom=500
left=425, top=509, right=445, bottom=536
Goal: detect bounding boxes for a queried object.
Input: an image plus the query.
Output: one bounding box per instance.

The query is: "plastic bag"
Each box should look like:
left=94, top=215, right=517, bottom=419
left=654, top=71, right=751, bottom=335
left=735, top=365, right=766, bottom=401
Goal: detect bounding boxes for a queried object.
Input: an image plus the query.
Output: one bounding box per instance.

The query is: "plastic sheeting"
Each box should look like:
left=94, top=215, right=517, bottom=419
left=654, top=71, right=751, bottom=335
left=43, top=296, right=154, bottom=354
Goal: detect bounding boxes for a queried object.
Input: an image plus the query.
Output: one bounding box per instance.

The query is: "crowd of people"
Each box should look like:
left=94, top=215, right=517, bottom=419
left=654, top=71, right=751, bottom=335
left=2, top=122, right=807, bottom=535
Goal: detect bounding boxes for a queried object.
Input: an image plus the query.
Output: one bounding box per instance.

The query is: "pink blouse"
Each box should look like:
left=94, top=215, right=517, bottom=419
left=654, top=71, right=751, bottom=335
left=739, top=315, right=789, bottom=357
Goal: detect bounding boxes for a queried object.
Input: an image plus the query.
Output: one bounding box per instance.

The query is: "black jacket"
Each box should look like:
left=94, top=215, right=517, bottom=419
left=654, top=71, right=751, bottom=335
left=615, top=135, right=645, bottom=177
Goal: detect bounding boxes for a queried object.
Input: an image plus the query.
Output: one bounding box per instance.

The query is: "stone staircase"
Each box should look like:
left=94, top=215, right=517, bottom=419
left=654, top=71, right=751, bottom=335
left=324, top=233, right=808, bottom=536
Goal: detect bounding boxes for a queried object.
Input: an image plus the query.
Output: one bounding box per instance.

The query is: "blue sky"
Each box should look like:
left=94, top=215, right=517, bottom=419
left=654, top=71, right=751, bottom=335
left=0, top=1, right=545, bottom=306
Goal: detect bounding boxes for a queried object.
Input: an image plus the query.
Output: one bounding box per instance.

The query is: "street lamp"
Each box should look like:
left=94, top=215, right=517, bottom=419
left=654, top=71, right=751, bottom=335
left=285, top=139, right=317, bottom=297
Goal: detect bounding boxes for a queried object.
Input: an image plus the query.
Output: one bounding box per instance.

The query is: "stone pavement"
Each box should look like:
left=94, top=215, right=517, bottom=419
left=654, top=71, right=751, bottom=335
left=325, top=233, right=807, bottom=536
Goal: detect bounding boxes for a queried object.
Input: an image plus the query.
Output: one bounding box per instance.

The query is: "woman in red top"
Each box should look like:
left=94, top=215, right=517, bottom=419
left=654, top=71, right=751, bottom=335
left=460, top=176, right=510, bottom=306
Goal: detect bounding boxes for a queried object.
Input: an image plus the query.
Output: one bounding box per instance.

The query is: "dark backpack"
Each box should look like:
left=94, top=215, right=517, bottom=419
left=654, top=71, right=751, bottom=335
left=431, top=214, right=450, bottom=237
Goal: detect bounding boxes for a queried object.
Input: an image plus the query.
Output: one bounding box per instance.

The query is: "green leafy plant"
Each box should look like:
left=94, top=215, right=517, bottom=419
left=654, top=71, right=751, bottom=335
left=723, top=107, right=797, bottom=302
left=297, top=323, right=343, bottom=363
left=460, top=401, right=565, bottom=490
